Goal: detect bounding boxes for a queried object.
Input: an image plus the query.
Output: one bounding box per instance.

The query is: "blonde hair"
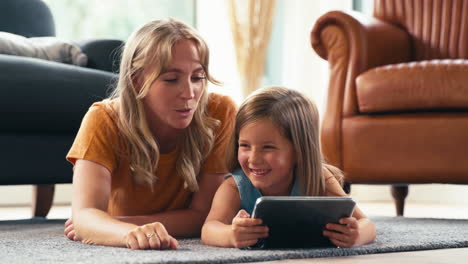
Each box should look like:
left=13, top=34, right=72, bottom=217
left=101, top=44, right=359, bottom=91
left=110, top=18, right=220, bottom=191
left=227, top=86, right=342, bottom=196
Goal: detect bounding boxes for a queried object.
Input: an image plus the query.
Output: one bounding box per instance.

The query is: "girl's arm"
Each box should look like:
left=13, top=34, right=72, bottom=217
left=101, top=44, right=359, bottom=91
left=323, top=174, right=377, bottom=247
left=201, top=177, right=241, bottom=247
left=201, top=177, right=268, bottom=248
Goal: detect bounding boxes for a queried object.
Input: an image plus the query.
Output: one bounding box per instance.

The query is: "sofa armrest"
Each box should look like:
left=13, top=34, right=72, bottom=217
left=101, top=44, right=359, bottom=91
left=310, top=10, right=410, bottom=168
left=78, top=39, right=124, bottom=73
left=0, top=54, right=117, bottom=134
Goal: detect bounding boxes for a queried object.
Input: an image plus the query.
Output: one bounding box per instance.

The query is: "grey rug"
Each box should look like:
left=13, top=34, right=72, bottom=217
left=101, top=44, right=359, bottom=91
left=0, top=216, right=467, bottom=264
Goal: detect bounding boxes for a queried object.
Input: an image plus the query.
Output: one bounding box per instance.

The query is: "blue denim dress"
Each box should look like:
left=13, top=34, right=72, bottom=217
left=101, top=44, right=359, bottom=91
left=227, top=168, right=300, bottom=215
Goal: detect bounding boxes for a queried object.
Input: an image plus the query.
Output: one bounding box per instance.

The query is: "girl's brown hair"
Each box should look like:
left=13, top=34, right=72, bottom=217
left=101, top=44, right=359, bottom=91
left=227, top=86, right=342, bottom=195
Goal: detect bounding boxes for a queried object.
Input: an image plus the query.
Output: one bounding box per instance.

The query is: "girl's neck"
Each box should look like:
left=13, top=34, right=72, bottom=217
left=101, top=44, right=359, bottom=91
left=260, top=175, right=295, bottom=196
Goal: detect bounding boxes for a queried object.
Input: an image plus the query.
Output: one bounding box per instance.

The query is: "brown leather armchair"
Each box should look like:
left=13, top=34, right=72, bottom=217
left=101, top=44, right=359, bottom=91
left=311, top=0, right=468, bottom=216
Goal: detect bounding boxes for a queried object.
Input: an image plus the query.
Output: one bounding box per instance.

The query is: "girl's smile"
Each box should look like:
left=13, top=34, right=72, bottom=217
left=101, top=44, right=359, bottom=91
left=238, top=118, right=297, bottom=196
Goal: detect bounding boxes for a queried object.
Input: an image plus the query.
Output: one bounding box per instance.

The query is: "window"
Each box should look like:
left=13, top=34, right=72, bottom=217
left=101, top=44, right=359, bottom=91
left=44, top=0, right=196, bottom=40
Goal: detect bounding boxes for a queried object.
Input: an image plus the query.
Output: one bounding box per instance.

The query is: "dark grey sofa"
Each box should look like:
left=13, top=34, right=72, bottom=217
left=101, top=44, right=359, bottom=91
left=0, top=0, right=122, bottom=217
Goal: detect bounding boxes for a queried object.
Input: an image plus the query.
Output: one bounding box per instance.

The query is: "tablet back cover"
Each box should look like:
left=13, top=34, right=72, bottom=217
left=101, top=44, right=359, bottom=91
left=251, top=196, right=355, bottom=248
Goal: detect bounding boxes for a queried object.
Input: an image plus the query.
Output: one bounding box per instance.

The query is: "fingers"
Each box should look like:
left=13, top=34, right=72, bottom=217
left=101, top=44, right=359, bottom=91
left=136, top=230, right=151, bottom=249
left=64, top=225, right=76, bottom=241
left=233, top=225, right=269, bottom=235
left=237, top=209, right=250, bottom=218
left=329, top=238, right=352, bottom=248
left=231, top=210, right=269, bottom=248
left=152, top=223, right=174, bottom=249
left=340, top=217, right=359, bottom=228
left=323, top=217, right=360, bottom=248
left=64, top=219, right=77, bottom=241
left=325, top=217, right=358, bottom=234
left=125, top=236, right=139, bottom=250
left=124, top=222, right=178, bottom=250
left=323, top=229, right=349, bottom=242
left=169, top=237, right=179, bottom=249
left=232, top=211, right=263, bottom=227
left=325, top=223, right=349, bottom=234
left=64, top=218, right=72, bottom=228
left=232, top=239, right=260, bottom=249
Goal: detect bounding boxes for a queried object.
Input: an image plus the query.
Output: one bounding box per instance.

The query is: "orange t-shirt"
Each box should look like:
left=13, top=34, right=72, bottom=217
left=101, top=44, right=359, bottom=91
left=66, top=93, right=237, bottom=216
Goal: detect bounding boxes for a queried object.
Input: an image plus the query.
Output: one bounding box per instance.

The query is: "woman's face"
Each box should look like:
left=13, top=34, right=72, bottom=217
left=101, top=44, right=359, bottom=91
left=142, top=39, right=205, bottom=136
left=237, top=119, right=297, bottom=196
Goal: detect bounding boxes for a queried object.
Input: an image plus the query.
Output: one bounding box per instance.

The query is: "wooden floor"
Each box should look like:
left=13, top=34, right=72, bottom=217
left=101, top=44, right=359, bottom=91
left=1, top=201, right=467, bottom=264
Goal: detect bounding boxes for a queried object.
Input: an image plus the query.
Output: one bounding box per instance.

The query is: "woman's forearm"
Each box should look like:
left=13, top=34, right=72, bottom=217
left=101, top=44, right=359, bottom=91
left=201, top=221, right=232, bottom=247
left=117, top=208, right=208, bottom=238
left=74, top=208, right=137, bottom=247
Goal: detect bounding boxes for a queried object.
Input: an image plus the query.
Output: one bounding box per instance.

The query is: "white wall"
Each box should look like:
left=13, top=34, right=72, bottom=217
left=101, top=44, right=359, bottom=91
left=280, top=0, right=352, bottom=113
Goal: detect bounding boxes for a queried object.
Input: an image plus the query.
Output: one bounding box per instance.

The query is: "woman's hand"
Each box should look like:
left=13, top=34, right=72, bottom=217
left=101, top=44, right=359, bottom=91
left=230, top=210, right=269, bottom=248
left=64, top=218, right=77, bottom=241
left=124, top=222, right=179, bottom=250
left=322, top=217, right=362, bottom=248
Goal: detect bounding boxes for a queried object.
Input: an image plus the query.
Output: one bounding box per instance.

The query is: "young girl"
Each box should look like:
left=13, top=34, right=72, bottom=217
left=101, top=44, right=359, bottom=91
left=64, top=19, right=236, bottom=250
left=201, top=86, right=376, bottom=248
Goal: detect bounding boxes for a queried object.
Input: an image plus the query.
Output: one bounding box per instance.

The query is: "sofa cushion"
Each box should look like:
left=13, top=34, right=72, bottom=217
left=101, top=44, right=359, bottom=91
left=356, top=60, right=468, bottom=113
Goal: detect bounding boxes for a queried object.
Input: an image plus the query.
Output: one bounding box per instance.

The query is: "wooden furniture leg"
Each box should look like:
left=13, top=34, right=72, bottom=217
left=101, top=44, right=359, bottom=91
left=32, top=184, right=55, bottom=218
left=343, top=181, right=351, bottom=194
left=391, top=185, right=409, bottom=216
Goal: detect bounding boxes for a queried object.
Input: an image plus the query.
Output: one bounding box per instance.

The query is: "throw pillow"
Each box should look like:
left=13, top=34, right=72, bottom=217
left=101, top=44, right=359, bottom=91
left=0, top=31, right=87, bottom=66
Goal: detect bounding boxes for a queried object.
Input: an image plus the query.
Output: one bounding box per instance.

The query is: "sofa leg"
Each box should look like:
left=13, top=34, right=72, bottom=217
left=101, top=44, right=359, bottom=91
left=32, top=184, right=55, bottom=218
left=390, top=185, right=409, bottom=216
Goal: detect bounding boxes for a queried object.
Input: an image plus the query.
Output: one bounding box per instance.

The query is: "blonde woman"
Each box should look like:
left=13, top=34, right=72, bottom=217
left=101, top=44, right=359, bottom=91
left=64, top=18, right=236, bottom=250
left=201, top=86, right=376, bottom=248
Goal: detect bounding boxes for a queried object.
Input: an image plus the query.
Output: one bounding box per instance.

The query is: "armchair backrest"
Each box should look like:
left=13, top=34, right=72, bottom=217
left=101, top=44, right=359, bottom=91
left=374, top=0, right=468, bottom=60
left=0, top=0, right=55, bottom=37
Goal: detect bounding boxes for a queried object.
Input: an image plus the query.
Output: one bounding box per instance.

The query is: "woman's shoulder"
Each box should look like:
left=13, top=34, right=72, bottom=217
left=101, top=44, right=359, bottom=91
left=207, top=93, right=237, bottom=119
left=85, top=99, right=119, bottom=125
left=79, top=99, right=120, bottom=137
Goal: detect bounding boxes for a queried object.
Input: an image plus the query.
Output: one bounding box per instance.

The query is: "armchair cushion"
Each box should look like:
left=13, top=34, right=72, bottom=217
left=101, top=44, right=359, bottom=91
left=356, top=60, right=468, bottom=113
left=0, top=31, right=87, bottom=66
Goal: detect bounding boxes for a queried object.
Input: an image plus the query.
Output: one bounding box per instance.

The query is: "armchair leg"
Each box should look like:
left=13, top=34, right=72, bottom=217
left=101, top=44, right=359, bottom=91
left=32, top=184, right=55, bottom=218
left=390, top=185, right=409, bottom=216
left=343, top=182, right=351, bottom=194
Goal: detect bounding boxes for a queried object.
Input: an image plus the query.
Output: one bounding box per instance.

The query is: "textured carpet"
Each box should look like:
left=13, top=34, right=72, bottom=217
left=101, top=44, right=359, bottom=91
left=0, top=216, right=467, bottom=263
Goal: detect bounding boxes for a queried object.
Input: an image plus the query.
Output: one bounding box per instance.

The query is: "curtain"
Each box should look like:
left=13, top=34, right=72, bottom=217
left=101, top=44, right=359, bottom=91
left=228, top=0, right=276, bottom=97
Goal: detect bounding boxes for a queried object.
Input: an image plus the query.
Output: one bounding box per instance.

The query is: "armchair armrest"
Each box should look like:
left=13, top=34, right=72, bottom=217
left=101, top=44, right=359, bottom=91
left=79, top=39, right=124, bottom=73
left=311, top=10, right=411, bottom=116
left=310, top=10, right=410, bottom=168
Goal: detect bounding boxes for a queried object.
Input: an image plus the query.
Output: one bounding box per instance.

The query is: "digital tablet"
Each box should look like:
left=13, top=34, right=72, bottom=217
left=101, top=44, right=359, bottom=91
left=249, top=196, right=356, bottom=249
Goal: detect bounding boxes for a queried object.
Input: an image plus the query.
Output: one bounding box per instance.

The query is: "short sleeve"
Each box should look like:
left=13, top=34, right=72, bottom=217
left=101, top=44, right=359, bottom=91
left=66, top=101, right=121, bottom=173
left=201, top=93, right=237, bottom=173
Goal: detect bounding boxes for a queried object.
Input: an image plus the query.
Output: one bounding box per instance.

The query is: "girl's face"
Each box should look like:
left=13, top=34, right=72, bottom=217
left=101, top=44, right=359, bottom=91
left=238, top=118, right=297, bottom=196
left=142, top=39, right=205, bottom=136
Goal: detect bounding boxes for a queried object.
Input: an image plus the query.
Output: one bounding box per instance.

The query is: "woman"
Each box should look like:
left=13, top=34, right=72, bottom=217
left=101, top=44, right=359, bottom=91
left=64, top=18, right=237, bottom=250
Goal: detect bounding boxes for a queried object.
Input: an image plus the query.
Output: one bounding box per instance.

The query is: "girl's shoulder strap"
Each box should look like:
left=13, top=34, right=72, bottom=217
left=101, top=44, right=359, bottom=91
left=229, top=168, right=262, bottom=215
